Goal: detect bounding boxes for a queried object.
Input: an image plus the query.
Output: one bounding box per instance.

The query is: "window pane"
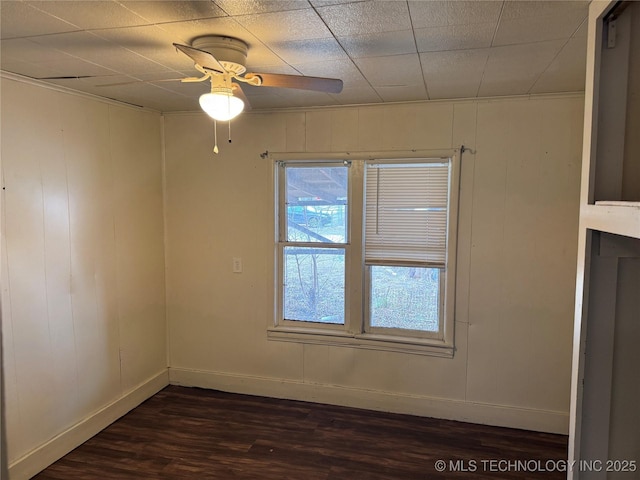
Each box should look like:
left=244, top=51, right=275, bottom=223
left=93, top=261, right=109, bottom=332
left=283, top=247, right=345, bottom=324
left=365, top=162, right=449, bottom=263
left=285, top=166, right=347, bottom=243
left=369, top=266, right=440, bottom=332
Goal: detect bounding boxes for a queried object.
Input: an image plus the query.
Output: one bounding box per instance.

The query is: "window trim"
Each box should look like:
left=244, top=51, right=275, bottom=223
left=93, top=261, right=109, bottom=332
left=270, top=150, right=460, bottom=358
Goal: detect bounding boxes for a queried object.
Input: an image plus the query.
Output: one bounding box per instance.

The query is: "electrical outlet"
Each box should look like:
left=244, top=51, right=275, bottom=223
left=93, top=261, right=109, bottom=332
left=232, top=257, right=242, bottom=273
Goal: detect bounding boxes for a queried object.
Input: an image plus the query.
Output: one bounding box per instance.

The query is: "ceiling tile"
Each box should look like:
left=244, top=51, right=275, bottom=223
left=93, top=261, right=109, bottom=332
left=573, top=17, right=588, bottom=39
left=408, top=1, right=501, bottom=29
left=213, top=0, right=310, bottom=16
left=353, top=54, right=424, bottom=88
left=33, top=58, right=119, bottom=78
left=444, top=1, right=503, bottom=25
left=263, top=88, right=337, bottom=108
left=104, top=53, right=176, bottom=74
left=478, top=40, right=565, bottom=97
left=234, top=9, right=332, bottom=43
left=339, top=30, right=416, bottom=59
left=0, top=0, right=591, bottom=112
left=8, top=56, right=116, bottom=81
left=87, top=81, right=196, bottom=110
left=38, top=73, right=130, bottom=92
left=530, top=35, right=587, bottom=94
left=28, top=31, right=172, bottom=74
left=242, top=92, right=294, bottom=109
left=87, top=25, right=177, bottom=50
left=493, top=8, right=588, bottom=46
left=27, top=0, right=150, bottom=30
left=85, top=74, right=146, bottom=86
left=0, top=1, right=78, bottom=39
left=146, top=96, right=200, bottom=112
left=91, top=25, right=188, bottom=71
left=317, top=1, right=411, bottom=37
left=309, top=0, right=354, bottom=6
left=1, top=60, right=73, bottom=80
left=330, top=85, right=381, bottom=106
left=68, top=75, right=199, bottom=109
left=119, top=1, right=227, bottom=24
left=25, top=30, right=113, bottom=52
left=133, top=20, right=285, bottom=71
left=266, top=37, right=347, bottom=65
left=500, top=1, right=589, bottom=21
left=151, top=16, right=256, bottom=46
left=142, top=78, right=209, bottom=99
left=407, top=1, right=448, bottom=28
left=292, top=59, right=368, bottom=90
left=240, top=84, right=270, bottom=101
left=243, top=44, right=290, bottom=70
left=242, top=68, right=350, bottom=107
left=373, top=84, right=427, bottom=103
left=420, top=49, right=489, bottom=99
left=415, top=22, right=494, bottom=52
left=1, top=37, right=77, bottom=63
left=147, top=17, right=283, bottom=70
left=134, top=71, right=197, bottom=82
left=0, top=36, right=120, bottom=80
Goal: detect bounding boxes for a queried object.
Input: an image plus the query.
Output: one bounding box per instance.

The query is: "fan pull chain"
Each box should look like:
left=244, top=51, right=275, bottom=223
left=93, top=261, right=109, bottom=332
left=213, top=120, right=219, bottom=154
left=228, top=119, right=232, bottom=144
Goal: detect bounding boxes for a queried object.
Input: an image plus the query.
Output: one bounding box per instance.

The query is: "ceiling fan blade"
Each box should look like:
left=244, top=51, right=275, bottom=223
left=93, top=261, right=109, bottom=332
left=232, top=83, right=251, bottom=110
left=37, top=75, right=96, bottom=80
left=247, top=73, right=343, bottom=93
left=95, top=78, right=186, bottom=87
left=173, top=43, right=226, bottom=74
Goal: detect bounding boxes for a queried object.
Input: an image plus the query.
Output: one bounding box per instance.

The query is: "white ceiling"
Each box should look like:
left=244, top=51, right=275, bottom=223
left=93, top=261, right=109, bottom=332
left=0, top=0, right=589, bottom=112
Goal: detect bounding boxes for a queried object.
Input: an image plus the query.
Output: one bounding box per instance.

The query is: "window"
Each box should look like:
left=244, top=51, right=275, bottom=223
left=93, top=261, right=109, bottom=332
left=273, top=155, right=459, bottom=357
left=364, top=161, right=449, bottom=339
left=280, top=164, right=348, bottom=326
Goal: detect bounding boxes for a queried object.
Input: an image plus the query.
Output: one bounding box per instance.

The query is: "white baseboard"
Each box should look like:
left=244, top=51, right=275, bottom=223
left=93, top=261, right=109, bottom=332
left=170, top=367, right=568, bottom=435
left=9, top=369, right=169, bottom=480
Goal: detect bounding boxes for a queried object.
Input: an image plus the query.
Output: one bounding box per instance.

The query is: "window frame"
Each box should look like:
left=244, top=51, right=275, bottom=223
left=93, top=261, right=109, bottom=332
left=275, top=160, right=352, bottom=333
left=270, top=151, right=460, bottom=358
left=363, top=157, right=458, bottom=346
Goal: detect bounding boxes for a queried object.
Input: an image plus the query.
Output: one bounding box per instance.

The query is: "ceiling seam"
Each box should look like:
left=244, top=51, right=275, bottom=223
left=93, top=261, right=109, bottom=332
left=407, top=0, right=430, bottom=100
left=526, top=39, right=575, bottom=95
left=309, top=2, right=383, bottom=103
left=526, top=4, right=589, bottom=95
left=476, top=0, right=507, bottom=97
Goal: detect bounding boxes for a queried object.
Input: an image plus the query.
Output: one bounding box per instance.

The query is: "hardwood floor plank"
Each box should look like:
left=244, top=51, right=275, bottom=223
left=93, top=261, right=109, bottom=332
left=34, top=386, right=568, bottom=479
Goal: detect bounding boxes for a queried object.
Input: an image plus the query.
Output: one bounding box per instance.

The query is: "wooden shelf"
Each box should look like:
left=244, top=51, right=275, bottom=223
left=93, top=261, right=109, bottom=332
left=581, top=204, right=640, bottom=239
left=595, top=201, right=640, bottom=207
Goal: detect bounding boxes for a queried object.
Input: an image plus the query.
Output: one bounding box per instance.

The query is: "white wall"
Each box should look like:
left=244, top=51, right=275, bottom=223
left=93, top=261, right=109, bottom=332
left=0, top=77, right=168, bottom=479
left=0, top=84, right=583, bottom=477
left=164, top=94, right=584, bottom=434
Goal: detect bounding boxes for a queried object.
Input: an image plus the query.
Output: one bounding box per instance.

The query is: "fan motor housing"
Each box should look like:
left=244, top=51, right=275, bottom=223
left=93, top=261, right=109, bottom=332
left=192, top=36, right=248, bottom=75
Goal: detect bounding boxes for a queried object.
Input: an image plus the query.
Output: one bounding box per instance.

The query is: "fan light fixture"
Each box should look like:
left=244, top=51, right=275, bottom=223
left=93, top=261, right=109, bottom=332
left=169, top=36, right=342, bottom=153
left=199, top=90, right=244, bottom=121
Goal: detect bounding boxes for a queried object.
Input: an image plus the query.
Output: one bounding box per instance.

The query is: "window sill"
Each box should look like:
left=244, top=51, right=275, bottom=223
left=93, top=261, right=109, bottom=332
left=267, top=326, right=455, bottom=358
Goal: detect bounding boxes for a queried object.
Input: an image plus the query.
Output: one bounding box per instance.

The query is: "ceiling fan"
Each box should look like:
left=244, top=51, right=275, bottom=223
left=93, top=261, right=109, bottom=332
left=171, top=35, right=344, bottom=122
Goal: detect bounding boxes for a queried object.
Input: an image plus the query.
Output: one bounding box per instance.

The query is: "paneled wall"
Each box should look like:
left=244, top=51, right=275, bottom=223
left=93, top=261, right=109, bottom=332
left=164, top=94, right=584, bottom=434
left=0, top=84, right=583, bottom=478
left=0, top=77, right=167, bottom=478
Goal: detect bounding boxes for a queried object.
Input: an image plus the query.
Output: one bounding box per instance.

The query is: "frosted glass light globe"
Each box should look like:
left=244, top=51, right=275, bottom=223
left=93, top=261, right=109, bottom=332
left=199, top=92, right=244, bottom=121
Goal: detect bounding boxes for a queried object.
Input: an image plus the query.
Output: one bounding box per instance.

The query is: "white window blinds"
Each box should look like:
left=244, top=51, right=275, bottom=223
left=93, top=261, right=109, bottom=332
left=365, top=161, right=450, bottom=265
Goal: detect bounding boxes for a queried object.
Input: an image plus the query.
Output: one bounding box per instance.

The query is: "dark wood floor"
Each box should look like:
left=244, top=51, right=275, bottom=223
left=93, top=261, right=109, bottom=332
left=35, top=385, right=568, bottom=479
